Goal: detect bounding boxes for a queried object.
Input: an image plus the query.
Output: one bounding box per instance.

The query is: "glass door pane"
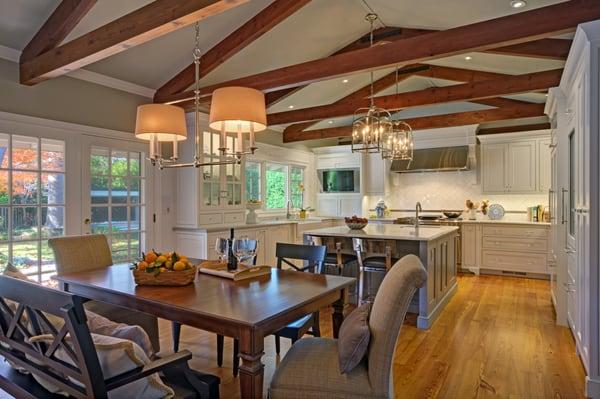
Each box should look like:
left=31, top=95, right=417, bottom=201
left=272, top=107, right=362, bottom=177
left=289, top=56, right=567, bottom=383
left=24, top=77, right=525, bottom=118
left=88, top=146, right=146, bottom=263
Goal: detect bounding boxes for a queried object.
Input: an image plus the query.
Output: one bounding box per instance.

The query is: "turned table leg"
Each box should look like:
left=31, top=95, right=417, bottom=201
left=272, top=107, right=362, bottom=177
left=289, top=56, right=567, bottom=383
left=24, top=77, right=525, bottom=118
left=238, top=329, right=265, bottom=399
left=332, top=288, right=349, bottom=338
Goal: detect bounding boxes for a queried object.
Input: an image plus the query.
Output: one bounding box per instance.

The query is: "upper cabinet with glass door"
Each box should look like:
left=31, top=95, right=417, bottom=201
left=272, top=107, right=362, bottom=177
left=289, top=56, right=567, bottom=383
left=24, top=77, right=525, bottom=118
left=199, top=131, right=243, bottom=211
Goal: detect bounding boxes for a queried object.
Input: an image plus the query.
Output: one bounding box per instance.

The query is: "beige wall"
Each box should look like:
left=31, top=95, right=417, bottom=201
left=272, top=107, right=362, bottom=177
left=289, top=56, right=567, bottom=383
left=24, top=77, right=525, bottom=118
left=0, top=58, right=148, bottom=133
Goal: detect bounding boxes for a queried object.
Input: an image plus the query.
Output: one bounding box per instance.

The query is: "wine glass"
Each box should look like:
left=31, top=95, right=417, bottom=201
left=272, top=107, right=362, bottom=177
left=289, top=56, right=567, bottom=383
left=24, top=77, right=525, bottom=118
left=215, top=237, right=229, bottom=263
left=232, top=237, right=258, bottom=266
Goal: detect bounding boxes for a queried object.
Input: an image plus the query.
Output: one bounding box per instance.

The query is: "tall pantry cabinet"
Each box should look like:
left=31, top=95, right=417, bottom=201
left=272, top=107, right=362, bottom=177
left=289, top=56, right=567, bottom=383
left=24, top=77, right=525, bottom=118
left=546, top=22, right=600, bottom=398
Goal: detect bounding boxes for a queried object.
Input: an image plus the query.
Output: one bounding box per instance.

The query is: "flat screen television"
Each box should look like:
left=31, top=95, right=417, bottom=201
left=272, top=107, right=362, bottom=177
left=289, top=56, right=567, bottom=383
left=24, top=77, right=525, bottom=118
left=319, top=168, right=360, bottom=193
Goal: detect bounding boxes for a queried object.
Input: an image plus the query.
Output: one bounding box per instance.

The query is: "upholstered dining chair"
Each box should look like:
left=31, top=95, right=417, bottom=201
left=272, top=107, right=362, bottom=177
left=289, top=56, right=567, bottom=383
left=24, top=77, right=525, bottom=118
left=48, top=234, right=161, bottom=353
left=269, top=254, right=427, bottom=399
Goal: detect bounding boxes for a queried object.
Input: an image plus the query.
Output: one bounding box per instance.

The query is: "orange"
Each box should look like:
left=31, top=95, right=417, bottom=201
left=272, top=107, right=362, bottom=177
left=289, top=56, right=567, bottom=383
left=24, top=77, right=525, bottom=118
left=145, top=252, right=158, bottom=263
left=173, top=261, right=186, bottom=271
left=156, top=255, right=167, bottom=264
left=138, top=261, right=148, bottom=270
left=165, top=261, right=173, bottom=269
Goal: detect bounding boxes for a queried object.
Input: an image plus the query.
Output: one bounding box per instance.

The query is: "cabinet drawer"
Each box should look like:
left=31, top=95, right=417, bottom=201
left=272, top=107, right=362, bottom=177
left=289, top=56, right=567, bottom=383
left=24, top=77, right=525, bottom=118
left=483, top=225, right=548, bottom=239
left=482, top=250, right=547, bottom=274
left=224, top=212, right=245, bottom=224
left=198, top=213, right=223, bottom=225
left=482, top=236, right=547, bottom=252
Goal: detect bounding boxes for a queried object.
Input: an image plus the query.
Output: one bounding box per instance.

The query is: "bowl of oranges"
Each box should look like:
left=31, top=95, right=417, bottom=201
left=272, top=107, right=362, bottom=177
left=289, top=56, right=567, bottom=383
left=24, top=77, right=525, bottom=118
left=131, top=250, right=196, bottom=286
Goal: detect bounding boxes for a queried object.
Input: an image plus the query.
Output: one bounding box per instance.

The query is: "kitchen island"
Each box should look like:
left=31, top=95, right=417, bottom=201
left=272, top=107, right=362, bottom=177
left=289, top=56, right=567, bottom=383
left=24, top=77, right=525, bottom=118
left=303, top=224, right=459, bottom=329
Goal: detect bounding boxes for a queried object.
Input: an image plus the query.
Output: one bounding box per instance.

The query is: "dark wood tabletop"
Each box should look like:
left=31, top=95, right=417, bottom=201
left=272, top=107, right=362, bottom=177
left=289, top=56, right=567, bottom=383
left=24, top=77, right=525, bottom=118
left=54, top=263, right=354, bottom=399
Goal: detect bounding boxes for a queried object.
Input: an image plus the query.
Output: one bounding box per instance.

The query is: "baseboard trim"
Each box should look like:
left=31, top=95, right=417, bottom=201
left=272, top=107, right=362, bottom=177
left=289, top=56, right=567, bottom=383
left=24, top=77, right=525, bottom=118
left=417, top=282, right=458, bottom=329
left=586, top=376, right=600, bottom=398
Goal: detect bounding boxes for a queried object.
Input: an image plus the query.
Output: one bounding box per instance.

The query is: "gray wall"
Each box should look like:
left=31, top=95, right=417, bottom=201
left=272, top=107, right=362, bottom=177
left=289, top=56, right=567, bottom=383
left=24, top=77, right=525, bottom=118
left=0, top=58, right=148, bottom=132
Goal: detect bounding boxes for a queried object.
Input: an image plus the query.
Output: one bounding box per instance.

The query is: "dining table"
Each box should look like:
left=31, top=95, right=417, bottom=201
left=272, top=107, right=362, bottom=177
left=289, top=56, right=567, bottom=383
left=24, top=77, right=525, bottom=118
left=54, top=262, right=355, bottom=399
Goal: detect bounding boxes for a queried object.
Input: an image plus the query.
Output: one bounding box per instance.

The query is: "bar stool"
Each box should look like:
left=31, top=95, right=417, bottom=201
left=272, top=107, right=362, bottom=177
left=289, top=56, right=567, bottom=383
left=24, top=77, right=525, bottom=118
left=353, top=238, right=398, bottom=304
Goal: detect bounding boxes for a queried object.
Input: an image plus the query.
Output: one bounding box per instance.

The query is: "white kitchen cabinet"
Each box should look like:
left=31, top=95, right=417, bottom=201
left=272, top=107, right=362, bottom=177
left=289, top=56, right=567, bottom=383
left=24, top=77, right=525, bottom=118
left=481, top=144, right=507, bottom=193
left=538, top=138, right=552, bottom=193
left=315, top=152, right=361, bottom=170
left=317, top=194, right=361, bottom=217
left=364, top=153, right=385, bottom=194
left=176, top=118, right=245, bottom=228
left=507, top=141, right=537, bottom=192
left=480, top=135, right=550, bottom=194
left=461, top=224, right=477, bottom=270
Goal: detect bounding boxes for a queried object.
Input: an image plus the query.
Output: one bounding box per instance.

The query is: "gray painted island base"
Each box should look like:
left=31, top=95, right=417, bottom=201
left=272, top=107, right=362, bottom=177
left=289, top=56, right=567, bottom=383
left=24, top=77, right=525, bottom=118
left=303, top=224, right=459, bottom=329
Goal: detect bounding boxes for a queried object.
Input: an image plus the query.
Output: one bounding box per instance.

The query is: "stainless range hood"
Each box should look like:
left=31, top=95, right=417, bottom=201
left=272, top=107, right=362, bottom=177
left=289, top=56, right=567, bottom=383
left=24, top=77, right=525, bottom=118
left=390, top=145, right=470, bottom=173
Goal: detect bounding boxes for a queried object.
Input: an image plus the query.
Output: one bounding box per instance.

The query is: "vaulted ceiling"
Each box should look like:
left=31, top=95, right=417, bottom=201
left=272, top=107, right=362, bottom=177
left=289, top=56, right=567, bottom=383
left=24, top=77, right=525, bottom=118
left=0, top=0, right=589, bottom=147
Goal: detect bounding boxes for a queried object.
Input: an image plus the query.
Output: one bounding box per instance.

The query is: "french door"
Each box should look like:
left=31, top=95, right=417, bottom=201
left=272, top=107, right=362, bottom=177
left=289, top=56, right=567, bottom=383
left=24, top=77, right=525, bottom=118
left=81, top=136, right=154, bottom=264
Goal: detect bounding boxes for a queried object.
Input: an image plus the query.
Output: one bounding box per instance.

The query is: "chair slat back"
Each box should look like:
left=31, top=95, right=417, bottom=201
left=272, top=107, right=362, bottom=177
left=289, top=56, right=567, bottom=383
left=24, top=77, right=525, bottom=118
left=0, top=275, right=106, bottom=398
left=275, top=243, right=326, bottom=273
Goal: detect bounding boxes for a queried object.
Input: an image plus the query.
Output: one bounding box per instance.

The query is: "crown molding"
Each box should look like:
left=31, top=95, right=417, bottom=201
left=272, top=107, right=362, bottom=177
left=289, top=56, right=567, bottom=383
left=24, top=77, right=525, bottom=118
left=0, top=45, right=155, bottom=98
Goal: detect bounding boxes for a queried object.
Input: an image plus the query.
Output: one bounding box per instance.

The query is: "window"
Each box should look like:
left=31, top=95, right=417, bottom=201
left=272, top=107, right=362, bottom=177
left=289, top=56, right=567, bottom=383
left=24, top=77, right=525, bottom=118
left=245, top=162, right=305, bottom=210
left=0, top=134, right=65, bottom=283
left=265, top=163, right=288, bottom=209
left=245, top=161, right=261, bottom=201
left=290, top=166, right=304, bottom=208
left=90, top=147, right=145, bottom=264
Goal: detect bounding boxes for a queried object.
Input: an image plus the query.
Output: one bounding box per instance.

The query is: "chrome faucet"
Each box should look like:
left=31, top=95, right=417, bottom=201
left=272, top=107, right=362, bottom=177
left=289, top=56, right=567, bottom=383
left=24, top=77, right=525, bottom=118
left=415, top=202, right=422, bottom=229
left=286, top=200, right=292, bottom=219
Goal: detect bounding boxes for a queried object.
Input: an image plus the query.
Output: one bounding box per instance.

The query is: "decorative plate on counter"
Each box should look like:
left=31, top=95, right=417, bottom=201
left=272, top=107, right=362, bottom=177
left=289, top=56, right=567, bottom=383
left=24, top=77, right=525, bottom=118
left=488, top=204, right=505, bottom=220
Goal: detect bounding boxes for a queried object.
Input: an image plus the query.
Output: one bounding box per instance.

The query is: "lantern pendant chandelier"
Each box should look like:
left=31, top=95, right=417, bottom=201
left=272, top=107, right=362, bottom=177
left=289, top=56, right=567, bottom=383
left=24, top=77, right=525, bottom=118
left=351, top=13, right=392, bottom=154
left=382, top=68, right=414, bottom=162
left=134, top=23, right=266, bottom=169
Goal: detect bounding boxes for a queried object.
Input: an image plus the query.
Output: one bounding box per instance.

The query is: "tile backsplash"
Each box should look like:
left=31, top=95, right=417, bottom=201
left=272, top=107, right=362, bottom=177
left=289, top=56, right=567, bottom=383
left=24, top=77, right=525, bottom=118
left=367, top=169, right=548, bottom=212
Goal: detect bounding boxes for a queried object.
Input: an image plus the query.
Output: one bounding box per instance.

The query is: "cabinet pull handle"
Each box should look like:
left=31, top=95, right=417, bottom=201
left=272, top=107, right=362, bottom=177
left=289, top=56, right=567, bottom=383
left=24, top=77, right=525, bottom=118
left=560, top=188, right=568, bottom=224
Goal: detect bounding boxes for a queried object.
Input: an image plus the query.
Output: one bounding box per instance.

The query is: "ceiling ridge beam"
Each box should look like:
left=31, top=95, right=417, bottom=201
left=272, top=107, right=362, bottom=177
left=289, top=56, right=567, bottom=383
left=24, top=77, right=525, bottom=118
left=282, top=103, right=546, bottom=143
left=20, top=0, right=250, bottom=85
left=20, top=0, right=97, bottom=63
left=157, top=0, right=590, bottom=104
left=153, top=0, right=311, bottom=100
left=267, top=68, right=561, bottom=125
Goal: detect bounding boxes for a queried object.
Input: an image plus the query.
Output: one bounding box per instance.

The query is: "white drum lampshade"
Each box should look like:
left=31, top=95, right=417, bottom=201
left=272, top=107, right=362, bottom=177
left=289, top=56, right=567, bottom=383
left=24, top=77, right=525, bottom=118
left=135, top=104, right=187, bottom=142
left=209, top=87, right=267, bottom=132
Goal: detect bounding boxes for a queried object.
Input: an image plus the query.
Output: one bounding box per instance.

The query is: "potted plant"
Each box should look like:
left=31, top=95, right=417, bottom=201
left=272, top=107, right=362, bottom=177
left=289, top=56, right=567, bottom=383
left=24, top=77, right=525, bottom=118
left=299, top=206, right=314, bottom=219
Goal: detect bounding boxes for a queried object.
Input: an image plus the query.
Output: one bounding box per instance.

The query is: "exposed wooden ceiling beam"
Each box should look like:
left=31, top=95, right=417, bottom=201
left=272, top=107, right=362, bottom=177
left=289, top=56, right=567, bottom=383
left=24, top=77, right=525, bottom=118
left=282, top=103, right=546, bottom=143
left=477, top=122, right=551, bottom=135
left=20, top=0, right=97, bottom=63
left=486, top=39, right=572, bottom=60
left=20, top=0, right=249, bottom=85
left=267, top=69, right=561, bottom=125
left=153, top=0, right=311, bottom=100
left=158, top=0, right=589, bottom=104
left=283, top=65, right=534, bottom=134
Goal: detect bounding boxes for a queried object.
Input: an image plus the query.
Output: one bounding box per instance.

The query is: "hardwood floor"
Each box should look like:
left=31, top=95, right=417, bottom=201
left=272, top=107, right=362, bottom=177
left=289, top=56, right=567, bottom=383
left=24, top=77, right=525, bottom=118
left=158, top=274, right=586, bottom=398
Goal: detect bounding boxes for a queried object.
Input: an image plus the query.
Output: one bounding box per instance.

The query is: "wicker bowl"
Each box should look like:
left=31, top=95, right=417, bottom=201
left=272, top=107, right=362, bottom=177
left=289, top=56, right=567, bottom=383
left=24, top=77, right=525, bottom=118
left=132, top=266, right=197, bottom=286
left=345, top=221, right=368, bottom=230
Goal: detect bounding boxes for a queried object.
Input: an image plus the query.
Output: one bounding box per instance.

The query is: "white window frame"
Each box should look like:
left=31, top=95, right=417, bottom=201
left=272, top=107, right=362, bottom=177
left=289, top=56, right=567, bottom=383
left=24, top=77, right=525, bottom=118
left=245, top=160, right=305, bottom=212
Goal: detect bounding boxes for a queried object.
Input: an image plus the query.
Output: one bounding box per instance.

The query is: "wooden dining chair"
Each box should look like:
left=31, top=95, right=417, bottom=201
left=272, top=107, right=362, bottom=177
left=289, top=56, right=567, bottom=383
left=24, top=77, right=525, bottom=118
left=269, top=254, right=428, bottom=399
left=222, top=242, right=327, bottom=376
left=48, top=234, right=160, bottom=353
left=0, top=274, right=220, bottom=399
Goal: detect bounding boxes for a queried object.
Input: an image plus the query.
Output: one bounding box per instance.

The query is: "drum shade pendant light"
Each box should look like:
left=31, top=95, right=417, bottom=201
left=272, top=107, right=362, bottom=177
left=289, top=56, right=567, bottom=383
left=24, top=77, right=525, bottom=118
left=135, top=23, right=264, bottom=169
left=351, top=13, right=392, bottom=154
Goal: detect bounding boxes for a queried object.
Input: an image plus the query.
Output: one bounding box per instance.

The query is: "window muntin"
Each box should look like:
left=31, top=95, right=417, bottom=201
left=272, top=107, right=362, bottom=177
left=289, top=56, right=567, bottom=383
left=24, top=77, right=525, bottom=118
left=245, top=161, right=261, bottom=202
left=0, top=134, right=65, bottom=283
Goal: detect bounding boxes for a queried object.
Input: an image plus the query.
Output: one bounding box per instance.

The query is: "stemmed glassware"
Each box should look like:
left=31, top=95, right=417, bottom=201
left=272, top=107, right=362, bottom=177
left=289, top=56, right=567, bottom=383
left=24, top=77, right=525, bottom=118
left=232, top=237, right=258, bottom=266
left=215, top=237, right=229, bottom=263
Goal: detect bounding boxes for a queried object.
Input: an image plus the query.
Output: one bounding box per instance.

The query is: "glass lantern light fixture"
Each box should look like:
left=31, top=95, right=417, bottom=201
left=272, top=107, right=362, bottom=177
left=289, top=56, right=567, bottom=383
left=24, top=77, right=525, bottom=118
left=382, top=120, right=414, bottom=161
left=134, top=23, right=265, bottom=169
left=351, top=13, right=392, bottom=154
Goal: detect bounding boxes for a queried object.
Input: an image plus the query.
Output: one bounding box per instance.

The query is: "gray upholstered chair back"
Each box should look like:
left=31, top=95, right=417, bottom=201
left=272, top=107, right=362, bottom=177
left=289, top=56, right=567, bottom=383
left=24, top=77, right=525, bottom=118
left=49, top=234, right=113, bottom=274
left=367, top=254, right=427, bottom=397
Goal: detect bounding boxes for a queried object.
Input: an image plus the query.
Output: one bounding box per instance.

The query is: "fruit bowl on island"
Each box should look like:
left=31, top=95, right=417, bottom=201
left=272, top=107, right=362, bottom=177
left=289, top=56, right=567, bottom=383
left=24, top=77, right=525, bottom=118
left=131, top=250, right=196, bottom=286
left=345, top=215, right=368, bottom=230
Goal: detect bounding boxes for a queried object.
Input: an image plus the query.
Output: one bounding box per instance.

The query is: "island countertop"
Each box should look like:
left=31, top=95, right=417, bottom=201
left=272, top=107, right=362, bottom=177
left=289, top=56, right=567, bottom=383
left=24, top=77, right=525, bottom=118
left=303, top=224, right=459, bottom=241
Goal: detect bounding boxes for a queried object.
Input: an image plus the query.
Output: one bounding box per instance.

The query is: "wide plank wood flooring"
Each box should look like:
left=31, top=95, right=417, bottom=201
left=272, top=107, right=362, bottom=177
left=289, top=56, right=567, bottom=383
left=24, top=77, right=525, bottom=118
left=159, top=274, right=585, bottom=398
